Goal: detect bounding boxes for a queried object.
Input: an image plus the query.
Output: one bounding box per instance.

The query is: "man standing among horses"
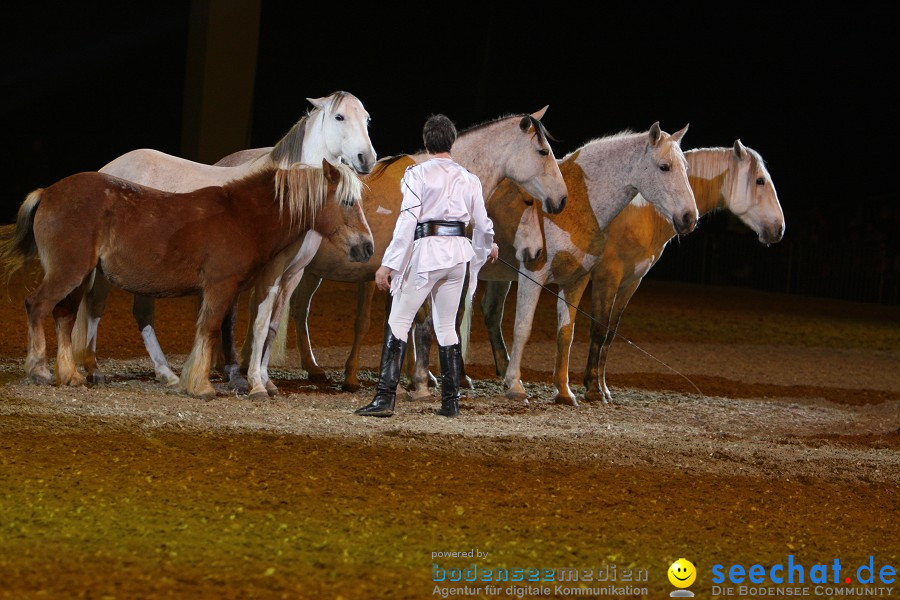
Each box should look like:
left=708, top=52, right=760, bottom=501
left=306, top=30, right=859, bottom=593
left=355, top=114, right=498, bottom=418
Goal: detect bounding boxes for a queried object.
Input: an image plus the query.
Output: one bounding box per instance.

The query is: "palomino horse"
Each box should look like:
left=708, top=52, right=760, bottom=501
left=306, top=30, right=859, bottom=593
left=72, top=91, right=376, bottom=388
left=578, top=141, right=784, bottom=402
left=0, top=161, right=371, bottom=398
left=466, top=123, right=698, bottom=405
left=271, top=108, right=570, bottom=393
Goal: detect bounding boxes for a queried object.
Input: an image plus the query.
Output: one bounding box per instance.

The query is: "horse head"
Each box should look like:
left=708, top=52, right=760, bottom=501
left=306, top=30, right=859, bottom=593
left=503, top=107, right=568, bottom=215
left=309, top=92, right=377, bottom=175
left=724, top=140, right=785, bottom=244
left=632, top=122, right=697, bottom=235
left=317, top=159, right=374, bottom=263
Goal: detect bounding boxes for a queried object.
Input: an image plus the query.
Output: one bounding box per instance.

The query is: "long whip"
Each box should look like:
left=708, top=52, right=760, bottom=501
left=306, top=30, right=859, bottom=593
left=496, top=256, right=704, bottom=396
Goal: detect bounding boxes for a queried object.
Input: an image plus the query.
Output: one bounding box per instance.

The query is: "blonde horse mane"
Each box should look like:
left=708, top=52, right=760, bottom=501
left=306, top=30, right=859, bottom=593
left=272, top=162, right=363, bottom=229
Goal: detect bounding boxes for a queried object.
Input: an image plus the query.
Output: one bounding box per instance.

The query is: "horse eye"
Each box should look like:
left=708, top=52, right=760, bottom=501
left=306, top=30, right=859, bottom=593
left=659, top=164, right=670, bottom=172
left=335, top=114, right=345, bottom=122
left=756, top=177, right=765, bottom=185
left=538, top=148, right=549, bottom=156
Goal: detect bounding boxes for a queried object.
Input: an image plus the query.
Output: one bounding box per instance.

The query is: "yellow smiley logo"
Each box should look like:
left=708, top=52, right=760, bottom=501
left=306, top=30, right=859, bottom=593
left=668, top=558, right=697, bottom=588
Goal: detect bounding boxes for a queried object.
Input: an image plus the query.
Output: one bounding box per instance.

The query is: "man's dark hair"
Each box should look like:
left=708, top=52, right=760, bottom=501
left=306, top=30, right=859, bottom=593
left=422, top=114, right=457, bottom=154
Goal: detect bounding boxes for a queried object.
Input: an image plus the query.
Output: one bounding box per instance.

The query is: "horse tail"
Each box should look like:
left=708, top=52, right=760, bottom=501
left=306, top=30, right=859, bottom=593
left=0, top=189, right=43, bottom=285
left=269, top=307, right=290, bottom=366
left=71, top=269, right=96, bottom=363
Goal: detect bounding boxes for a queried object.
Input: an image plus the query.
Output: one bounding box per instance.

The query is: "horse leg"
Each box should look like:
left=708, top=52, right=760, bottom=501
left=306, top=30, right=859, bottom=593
left=25, top=272, right=88, bottom=385
left=53, top=283, right=89, bottom=387
left=342, top=281, right=375, bottom=392
left=408, top=303, right=436, bottom=400
left=551, top=276, right=590, bottom=406
left=583, top=266, right=622, bottom=403
left=243, top=266, right=285, bottom=399
left=132, top=295, right=179, bottom=386
left=219, top=301, right=249, bottom=393
left=75, top=270, right=111, bottom=384
left=289, top=272, right=328, bottom=382
left=180, top=283, right=238, bottom=400
left=503, top=271, right=546, bottom=401
left=597, top=277, right=642, bottom=403
left=481, top=280, right=512, bottom=376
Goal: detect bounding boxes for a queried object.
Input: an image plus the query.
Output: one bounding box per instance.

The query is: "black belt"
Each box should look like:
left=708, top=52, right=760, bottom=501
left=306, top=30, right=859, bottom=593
left=414, top=220, right=465, bottom=240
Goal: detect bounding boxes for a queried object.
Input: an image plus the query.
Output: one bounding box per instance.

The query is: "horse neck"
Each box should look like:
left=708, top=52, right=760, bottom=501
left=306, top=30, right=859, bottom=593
left=450, top=122, right=510, bottom=198
left=685, top=148, right=732, bottom=216
left=574, top=135, right=646, bottom=230
left=268, top=110, right=336, bottom=168
left=300, top=110, right=338, bottom=164
left=225, top=170, right=307, bottom=251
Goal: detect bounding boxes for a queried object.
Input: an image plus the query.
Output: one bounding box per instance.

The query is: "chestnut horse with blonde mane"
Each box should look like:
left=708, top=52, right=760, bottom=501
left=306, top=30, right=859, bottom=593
left=0, top=160, right=370, bottom=399
left=72, top=91, right=376, bottom=389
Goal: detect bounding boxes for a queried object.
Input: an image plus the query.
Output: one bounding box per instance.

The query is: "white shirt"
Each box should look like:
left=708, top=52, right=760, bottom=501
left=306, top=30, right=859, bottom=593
left=381, top=157, right=494, bottom=296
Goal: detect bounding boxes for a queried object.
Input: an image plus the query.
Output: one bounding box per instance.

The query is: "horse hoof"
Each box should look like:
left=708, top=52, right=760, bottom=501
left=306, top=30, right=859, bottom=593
left=193, top=389, right=216, bottom=401
left=249, top=390, right=269, bottom=401
left=29, top=369, right=52, bottom=385
left=341, top=381, right=360, bottom=393
left=265, top=380, right=280, bottom=397
left=88, top=371, right=106, bottom=385
left=408, top=386, right=432, bottom=401
left=306, top=370, right=330, bottom=384
left=157, top=371, right=180, bottom=387
left=227, top=375, right=250, bottom=395
left=553, top=394, right=579, bottom=407
left=505, top=390, right=527, bottom=401
left=65, top=372, right=87, bottom=387
left=582, top=390, right=606, bottom=404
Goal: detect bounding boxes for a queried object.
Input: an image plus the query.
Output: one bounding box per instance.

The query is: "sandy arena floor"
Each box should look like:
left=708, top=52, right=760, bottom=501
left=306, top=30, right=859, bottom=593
left=0, top=276, right=897, bottom=599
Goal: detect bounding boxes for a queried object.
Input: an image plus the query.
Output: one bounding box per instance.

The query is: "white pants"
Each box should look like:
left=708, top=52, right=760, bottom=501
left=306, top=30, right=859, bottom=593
left=388, top=262, right=467, bottom=346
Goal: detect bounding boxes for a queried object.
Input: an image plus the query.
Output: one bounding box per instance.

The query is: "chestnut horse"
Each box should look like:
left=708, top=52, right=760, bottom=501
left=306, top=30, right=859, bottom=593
left=0, top=161, right=370, bottom=398
left=72, top=92, right=376, bottom=388
left=263, top=108, right=570, bottom=393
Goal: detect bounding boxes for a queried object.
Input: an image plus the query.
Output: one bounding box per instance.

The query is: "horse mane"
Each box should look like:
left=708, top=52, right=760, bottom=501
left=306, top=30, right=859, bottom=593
left=274, top=162, right=362, bottom=228
left=367, top=154, right=410, bottom=181
left=227, top=162, right=361, bottom=229
left=269, top=91, right=362, bottom=168
left=561, top=129, right=640, bottom=161
left=459, top=113, right=558, bottom=144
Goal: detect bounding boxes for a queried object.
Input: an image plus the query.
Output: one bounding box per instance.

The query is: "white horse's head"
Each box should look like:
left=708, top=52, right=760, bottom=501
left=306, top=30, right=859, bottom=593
left=502, top=106, right=568, bottom=214
left=723, top=140, right=785, bottom=244
left=632, top=123, right=697, bottom=235
left=308, top=92, right=377, bottom=174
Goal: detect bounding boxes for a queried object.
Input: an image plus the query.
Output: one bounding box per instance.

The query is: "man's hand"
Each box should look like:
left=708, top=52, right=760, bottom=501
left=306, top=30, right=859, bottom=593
left=375, top=265, right=394, bottom=291
left=489, top=243, right=499, bottom=264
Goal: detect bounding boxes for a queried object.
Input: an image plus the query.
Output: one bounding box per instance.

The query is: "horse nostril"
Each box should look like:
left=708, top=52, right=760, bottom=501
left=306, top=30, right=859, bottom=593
left=559, top=196, right=567, bottom=212
left=365, top=241, right=374, bottom=257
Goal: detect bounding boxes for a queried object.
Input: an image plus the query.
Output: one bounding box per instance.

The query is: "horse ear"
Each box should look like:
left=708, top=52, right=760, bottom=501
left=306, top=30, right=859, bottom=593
left=307, top=96, right=327, bottom=110
left=733, top=139, right=747, bottom=160
left=648, top=122, right=662, bottom=146
left=530, top=106, right=549, bottom=121
left=671, top=123, right=689, bottom=143
left=322, top=159, right=339, bottom=182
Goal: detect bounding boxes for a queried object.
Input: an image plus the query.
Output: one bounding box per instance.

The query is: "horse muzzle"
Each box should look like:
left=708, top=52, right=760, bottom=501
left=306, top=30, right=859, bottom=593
left=349, top=239, right=375, bottom=263
left=543, top=195, right=567, bottom=215
left=673, top=210, right=697, bottom=235
left=759, top=222, right=785, bottom=245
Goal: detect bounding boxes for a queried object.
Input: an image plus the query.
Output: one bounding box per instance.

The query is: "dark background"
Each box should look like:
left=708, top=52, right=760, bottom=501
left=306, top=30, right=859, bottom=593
left=2, top=3, right=897, bottom=303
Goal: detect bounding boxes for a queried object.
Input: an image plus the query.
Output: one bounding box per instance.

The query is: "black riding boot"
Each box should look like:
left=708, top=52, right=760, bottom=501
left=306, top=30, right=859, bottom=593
left=355, top=333, right=407, bottom=417
left=437, top=343, right=461, bottom=417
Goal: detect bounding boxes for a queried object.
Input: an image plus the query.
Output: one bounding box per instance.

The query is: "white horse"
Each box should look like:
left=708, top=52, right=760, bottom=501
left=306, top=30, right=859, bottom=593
left=72, top=91, right=376, bottom=388
left=578, top=141, right=785, bottom=402
left=471, top=123, right=698, bottom=404
left=242, top=108, right=570, bottom=397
